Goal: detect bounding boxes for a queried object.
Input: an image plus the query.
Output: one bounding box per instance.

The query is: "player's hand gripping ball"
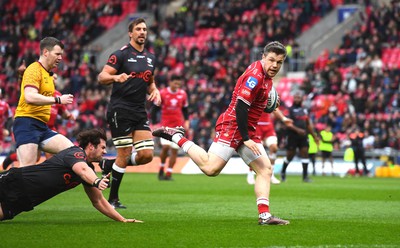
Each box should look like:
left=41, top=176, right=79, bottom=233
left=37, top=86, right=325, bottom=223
left=264, top=86, right=280, bottom=113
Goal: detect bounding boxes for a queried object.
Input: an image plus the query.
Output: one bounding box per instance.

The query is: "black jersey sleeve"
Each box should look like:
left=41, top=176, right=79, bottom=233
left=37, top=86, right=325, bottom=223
left=106, top=49, right=124, bottom=71
left=62, top=146, right=88, bottom=169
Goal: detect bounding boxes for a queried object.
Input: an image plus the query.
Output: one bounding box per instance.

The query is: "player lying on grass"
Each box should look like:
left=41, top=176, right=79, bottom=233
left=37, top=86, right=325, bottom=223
left=0, top=128, right=143, bottom=223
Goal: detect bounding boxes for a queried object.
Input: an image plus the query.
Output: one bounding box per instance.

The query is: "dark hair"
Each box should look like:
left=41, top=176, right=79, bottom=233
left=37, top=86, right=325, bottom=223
left=263, top=41, right=287, bottom=58
left=77, top=128, right=107, bottom=149
left=40, top=37, right=64, bottom=53
left=128, top=18, right=146, bottom=32
left=170, top=74, right=182, bottom=81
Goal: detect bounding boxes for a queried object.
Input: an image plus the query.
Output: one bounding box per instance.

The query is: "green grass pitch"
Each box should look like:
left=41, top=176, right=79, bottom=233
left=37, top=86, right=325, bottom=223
left=1, top=173, right=399, bottom=248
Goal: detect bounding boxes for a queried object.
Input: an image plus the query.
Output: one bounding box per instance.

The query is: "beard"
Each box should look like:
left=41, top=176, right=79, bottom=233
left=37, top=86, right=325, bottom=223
left=135, top=37, right=146, bottom=45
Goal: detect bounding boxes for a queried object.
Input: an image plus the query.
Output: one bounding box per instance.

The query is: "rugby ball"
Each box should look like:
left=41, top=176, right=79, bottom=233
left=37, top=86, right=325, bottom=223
left=264, top=86, right=279, bottom=113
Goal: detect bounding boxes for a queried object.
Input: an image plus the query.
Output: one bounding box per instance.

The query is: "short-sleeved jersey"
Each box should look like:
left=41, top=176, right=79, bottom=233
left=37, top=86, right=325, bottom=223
left=287, top=105, right=309, bottom=136
left=214, top=60, right=273, bottom=148
left=47, top=91, right=67, bottom=130
left=159, top=87, right=188, bottom=127
left=15, top=62, right=55, bottom=123
left=106, top=44, right=156, bottom=113
left=19, top=146, right=92, bottom=206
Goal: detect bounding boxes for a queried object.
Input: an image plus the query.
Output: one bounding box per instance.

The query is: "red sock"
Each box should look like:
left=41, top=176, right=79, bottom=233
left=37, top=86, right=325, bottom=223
left=256, top=197, right=270, bottom=214
left=177, top=137, right=189, bottom=147
left=10, top=153, right=17, bottom=161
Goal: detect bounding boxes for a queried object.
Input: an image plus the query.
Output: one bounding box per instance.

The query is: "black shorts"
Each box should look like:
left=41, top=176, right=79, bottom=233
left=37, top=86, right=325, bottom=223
left=286, top=134, right=309, bottom=150
left=321, top=150, right=332, bottom=159
left=106, top=108, right=150, bottom=138
left=0, top=169, right=33, bottom=220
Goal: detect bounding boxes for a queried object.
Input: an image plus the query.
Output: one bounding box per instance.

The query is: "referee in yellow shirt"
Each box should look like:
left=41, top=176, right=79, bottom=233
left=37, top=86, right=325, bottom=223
left=13, top=37, right=74, bottom=167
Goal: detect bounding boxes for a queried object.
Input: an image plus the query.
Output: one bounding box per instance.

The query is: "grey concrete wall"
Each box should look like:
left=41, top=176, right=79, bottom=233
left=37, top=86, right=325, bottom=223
left=296, top=4, right=363, bottom=61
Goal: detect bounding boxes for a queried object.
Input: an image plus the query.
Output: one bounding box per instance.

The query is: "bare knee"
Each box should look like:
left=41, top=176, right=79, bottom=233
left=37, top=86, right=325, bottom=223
left=202, top=166, right=221, bottom=177
left=136, top=150, right=154, bottom=164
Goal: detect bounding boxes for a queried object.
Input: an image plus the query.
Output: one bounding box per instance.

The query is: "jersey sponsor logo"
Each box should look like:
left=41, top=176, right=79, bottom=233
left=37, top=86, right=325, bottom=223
left=147, top=58, right=153, bottom=67
left=127, top=58, right=137, bottom=62
left=129, top=70, right=152, bottom=82
left=74, top=151, right=85, bottom=159
left=245, top=76, right=258, bottom=89
left=108, top=55, right=117, bottom=65
left=241, top=88, right=251, bottom=96
left=137, top=55, right=145, bottom=58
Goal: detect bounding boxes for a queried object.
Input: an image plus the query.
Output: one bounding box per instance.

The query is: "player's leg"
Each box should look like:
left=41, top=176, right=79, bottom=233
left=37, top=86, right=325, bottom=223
left=240, top=144, right=289, bottom=225
left=12, top=118, right=41, bottom=167
left=360, top=151, right=369, bottom=175
left=299, top=146, right=311, bottom=182
left=354, top=152, right=360, bottom=176
left=281, top=135, right=297, bottom=182
left=321, top=153, right=326, bottom=176
left=164, top=146, right=179, bottom=180
left=266, top=136, right=280, bottom=184
left=152, top=127, right=229, bottom=176
left=41, top=133, right=74, bottom=155
left=130, top=130, right=154, bottom=166
left=329, top=153, right=334, bottom=176
left=16, top=144, right=39, bottom=167
left=281, top=148, right=295, bottom=182
left=158, top=138, right=170, bottom=180
left=309, top=153, right=316, bottom=175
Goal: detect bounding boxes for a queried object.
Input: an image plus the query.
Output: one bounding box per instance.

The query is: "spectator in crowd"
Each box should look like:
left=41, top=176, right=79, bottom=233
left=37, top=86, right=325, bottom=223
left=97, top=18, right=161, bottom=209
left=0, top=87, right=12, bottom=150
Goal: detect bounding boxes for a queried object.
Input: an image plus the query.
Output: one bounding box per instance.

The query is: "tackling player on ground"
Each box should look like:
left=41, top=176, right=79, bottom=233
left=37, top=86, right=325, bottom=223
left=0, top=128, right=142, bottom=223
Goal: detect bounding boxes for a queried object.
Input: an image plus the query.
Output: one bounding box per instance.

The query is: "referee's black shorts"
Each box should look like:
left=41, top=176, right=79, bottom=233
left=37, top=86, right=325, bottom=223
left=0, top=169, right=33, bottom=220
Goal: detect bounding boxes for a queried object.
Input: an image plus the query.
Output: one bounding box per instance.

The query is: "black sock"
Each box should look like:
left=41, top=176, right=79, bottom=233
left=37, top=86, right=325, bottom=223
left=2, top=156, right=13, bottom=170
left=281, top=162, right=289, bottom=174
left=109, top=169, right=124, bottom=201
left=302, top=163, right=309, bottom=179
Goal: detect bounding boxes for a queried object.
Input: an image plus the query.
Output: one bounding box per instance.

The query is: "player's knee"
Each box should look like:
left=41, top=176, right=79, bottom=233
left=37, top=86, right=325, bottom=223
left=136, top=150, right=154, bottom=164
left=202, top=166, right=221, bottom=177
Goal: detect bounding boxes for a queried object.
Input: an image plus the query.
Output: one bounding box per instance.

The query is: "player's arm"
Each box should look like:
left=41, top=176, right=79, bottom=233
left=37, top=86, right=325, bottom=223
left=83, top=184, right=143, bottom=223
left=98, top=65, right=131, bottom=85
left=182, top=106, right=190, bottom=130
left=147, top=76, right=161, bottom=105
left=150, top=104, right=161, bottom=124
left=236, top=99, right=262, bottom=155
left=306, top=117, right=319, bottom=143
left=24, top=87, right=73, bottom=106
left=72, top=161, right=109, bottom=190
left=273, top=108, right=293, bottom=127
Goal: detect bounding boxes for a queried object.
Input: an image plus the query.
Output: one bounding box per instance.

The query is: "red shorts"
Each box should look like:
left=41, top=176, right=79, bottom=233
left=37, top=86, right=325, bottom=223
left=213, top=122, right=261, bottom=150
left=256, top=125, right=276, bottom=140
